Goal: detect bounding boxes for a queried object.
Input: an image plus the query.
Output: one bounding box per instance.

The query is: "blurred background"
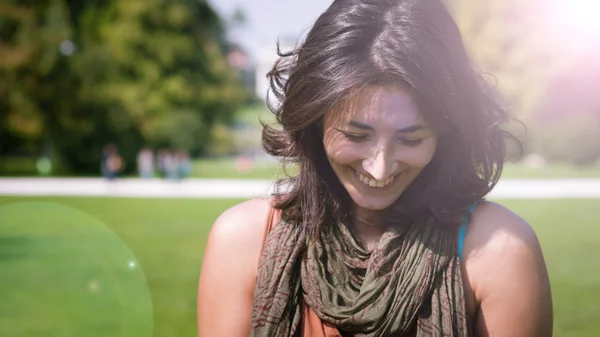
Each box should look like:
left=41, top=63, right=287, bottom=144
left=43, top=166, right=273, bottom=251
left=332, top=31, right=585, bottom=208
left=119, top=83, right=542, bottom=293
left=0, top=0, right=599, bottom=336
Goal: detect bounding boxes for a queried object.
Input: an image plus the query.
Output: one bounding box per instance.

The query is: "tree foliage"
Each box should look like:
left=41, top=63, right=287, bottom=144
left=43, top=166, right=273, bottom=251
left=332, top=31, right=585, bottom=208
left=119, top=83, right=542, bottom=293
left=451, top=0, right=578, bottom=122
left=0, top=0, right=245, bottom=174
left=450, top=0, right=600, bottom=165
left=532, top=114, right=600, bottom=166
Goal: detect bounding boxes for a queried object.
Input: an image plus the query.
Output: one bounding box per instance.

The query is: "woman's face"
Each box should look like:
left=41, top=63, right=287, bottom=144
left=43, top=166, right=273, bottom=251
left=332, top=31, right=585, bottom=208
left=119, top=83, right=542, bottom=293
left=323, top=86, right=437, bottom=211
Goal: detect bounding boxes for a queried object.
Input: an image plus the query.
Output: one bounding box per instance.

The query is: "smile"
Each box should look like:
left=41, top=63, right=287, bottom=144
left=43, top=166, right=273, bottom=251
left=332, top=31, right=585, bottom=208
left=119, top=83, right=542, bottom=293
left=352, top=169, right=398, bottom=188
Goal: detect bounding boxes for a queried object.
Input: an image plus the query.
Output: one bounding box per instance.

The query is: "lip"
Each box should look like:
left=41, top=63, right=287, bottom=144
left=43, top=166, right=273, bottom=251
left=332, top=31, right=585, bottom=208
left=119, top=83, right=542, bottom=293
left=350, top=168, right=401, bottom=193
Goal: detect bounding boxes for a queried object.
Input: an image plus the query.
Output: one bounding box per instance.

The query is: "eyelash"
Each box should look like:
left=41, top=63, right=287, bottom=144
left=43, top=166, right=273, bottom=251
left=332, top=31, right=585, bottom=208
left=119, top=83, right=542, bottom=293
left=401, top=138, right=424, bottom=147
left=340, top=131, right=424, bottom=147
left=341, top=132, right=369, bottom=142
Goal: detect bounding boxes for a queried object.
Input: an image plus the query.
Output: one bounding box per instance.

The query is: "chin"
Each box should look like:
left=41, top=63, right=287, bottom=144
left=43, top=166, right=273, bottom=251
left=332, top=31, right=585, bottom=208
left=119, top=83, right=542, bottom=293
left=349, top=193, right=398, bottom=211
left=340, top=177, right=403, bottom=211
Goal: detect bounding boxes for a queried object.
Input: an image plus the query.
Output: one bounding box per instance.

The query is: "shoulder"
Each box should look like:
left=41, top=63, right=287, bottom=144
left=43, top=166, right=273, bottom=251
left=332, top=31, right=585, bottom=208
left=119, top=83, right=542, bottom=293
left=464, top=201, right=540, bottom=258
left=462, top=201, right=553, bottom=335
left=463, top=200, right=545, bottom=292
left=198, top=198, right=274, bottom=336
left=206, top=197, right=273, bottom=259
left=202, top=197, right=274, bottom=282
left=198, top=198, right=273, bottom=319
left=210, top=197, right=273, bottom=237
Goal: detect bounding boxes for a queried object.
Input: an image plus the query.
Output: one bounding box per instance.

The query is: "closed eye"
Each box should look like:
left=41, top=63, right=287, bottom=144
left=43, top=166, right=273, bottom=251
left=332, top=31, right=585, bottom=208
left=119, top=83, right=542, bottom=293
left=399, top=138, right=424, bottom=147
left=338, top=130, right=369, bottom=142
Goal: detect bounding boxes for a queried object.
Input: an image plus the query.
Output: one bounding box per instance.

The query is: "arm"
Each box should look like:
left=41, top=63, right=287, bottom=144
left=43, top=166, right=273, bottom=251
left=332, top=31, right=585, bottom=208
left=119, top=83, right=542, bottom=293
left=197, top=198, right=271, bottom=337
left=463, top=202, right=553, bottom=337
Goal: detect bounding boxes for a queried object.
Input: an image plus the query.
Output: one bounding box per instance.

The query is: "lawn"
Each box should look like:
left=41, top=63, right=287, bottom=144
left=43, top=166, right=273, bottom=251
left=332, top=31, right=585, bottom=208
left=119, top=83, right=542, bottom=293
left=191, top=157, right=289, bottom=180
left=192, top=157, right=600, bottom=180
left=501, top=162, right=600, bottom=179
left=0, top=197, right=599, bottom=337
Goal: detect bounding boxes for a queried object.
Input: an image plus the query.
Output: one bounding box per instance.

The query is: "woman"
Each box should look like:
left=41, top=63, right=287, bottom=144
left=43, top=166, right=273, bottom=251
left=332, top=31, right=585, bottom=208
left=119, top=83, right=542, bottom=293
left=198, top=0, right=553, bottom=336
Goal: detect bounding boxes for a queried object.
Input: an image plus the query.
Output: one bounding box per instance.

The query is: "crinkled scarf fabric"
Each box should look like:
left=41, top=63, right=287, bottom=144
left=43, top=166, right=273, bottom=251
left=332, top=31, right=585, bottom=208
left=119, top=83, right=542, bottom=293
left=250, top=216, right=468, bottom=337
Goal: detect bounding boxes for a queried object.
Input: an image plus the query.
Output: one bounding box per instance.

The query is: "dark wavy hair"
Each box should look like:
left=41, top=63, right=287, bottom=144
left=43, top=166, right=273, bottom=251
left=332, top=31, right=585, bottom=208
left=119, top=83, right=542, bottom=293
left=262, top=0, right=519, bottom=238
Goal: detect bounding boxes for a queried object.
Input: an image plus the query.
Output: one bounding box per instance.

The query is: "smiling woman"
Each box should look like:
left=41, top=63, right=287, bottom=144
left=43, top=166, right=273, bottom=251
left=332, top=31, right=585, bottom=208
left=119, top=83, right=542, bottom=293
left=198, top=1, right=553, bottom=336
left=323, top=86, right=438, bottom=212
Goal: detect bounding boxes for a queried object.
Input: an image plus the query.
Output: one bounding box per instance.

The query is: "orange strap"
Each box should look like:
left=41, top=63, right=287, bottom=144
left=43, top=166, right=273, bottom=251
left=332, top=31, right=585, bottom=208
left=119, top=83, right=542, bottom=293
left=262, top=205, right=281, bottom=245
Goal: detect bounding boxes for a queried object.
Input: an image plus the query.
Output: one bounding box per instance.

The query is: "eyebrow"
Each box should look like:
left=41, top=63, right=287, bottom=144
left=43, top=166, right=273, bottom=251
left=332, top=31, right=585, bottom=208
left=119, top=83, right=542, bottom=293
left=348, top=120, right=424, bottom=133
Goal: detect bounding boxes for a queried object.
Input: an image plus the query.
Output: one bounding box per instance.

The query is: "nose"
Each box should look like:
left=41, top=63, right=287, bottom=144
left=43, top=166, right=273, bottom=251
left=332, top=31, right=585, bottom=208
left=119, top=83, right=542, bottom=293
left=362, top=144, right=398, bottom=181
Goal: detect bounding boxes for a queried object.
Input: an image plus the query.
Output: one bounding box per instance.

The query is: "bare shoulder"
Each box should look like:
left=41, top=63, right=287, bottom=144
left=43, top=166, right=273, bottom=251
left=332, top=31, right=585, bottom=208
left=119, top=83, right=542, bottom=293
left=197, top=197, right=273, bottom=336
left=203, top=197, right=274, bottom=277
left=462, top=201, right=553, bottom=336
left=463, top=200, right=546, bottom=289
left=464, top=201, right=540, bottom=258
left=208, top=197, right=272, bottom=247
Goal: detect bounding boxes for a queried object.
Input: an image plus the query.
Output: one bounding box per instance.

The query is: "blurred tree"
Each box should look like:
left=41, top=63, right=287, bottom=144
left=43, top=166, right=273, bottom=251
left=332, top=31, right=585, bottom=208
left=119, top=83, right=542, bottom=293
left=0, top=0, right=77, bottom=173
left=0, top=0, right=245, bottom=174
left=451, top=0, right=577, bottom=124
left=230, top=7, right=247, bottom=28
left=81, top=0, right=245, bottom=153
left=531, top=49, right=600, bottom=166
left=207, top=123, right=236, bottom=156
left=531, top=114, right=600, bottom=166
left=451, top=0, right=600, bottom=161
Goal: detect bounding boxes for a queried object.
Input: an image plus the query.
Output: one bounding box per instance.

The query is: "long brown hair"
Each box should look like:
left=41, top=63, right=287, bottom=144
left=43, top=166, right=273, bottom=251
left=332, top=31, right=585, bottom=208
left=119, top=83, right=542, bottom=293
left=262, top=0, right=519, bottom=239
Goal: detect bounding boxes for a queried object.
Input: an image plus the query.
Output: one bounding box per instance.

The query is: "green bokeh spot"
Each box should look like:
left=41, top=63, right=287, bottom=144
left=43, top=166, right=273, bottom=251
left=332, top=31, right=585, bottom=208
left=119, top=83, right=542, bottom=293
left=36, top=157, right=52, bottom=175
left=0, top=202, right=153, bottom=337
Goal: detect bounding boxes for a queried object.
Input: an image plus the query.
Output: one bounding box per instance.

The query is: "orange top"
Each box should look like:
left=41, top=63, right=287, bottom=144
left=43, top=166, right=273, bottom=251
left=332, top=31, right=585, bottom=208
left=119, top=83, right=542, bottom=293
left=300, top=304, right=343, bottom=337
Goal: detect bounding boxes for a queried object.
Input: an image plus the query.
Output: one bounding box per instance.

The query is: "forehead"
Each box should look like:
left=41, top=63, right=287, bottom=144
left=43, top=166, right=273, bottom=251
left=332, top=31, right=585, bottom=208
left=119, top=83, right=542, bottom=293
left=328, top=86, right=424, bottom=126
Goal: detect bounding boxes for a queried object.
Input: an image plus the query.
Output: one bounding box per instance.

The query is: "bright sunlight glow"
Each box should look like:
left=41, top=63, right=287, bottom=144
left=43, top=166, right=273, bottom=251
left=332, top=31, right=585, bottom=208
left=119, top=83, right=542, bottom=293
left=551, top=0, right=600, bottom=42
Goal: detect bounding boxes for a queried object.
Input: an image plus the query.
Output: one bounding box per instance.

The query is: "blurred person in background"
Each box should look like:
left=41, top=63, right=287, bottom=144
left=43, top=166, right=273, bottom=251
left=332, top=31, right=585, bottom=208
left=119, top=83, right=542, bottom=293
left=198, top=1, right=553, bottom=336
left=156, top=148, right=171, bottom=179
left=235, top=154, right=254, bottom=173
left=163, top=149, right=180, bottom=181
left=137, top=147, right=155, bottom=179
left=101, top=143, right=123, bottom=180
left=177, top=150, right=192, bottom=180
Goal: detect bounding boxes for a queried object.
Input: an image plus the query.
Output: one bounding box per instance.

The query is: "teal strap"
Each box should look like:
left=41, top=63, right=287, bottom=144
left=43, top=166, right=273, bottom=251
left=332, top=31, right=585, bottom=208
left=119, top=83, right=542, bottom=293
left=458, top=202, right=478, bottom=262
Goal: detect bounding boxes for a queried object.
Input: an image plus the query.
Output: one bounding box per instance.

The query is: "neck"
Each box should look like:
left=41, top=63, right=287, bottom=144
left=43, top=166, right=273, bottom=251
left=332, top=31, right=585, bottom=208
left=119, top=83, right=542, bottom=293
left=352, top=206, right=387, bottom=250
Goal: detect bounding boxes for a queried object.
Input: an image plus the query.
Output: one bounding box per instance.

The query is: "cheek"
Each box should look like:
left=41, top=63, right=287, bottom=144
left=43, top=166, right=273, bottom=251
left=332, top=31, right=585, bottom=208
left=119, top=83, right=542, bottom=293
left=323, top=130, right=361, bottom=165
left=402, top=138, right=437, bottom=169
left=325, top=142, right=363, bottom=166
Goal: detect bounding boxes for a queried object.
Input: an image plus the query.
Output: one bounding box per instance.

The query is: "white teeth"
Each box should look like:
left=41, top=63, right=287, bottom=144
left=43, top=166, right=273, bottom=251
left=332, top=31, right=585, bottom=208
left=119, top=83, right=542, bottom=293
left=355, top=170, right=396, bottom=188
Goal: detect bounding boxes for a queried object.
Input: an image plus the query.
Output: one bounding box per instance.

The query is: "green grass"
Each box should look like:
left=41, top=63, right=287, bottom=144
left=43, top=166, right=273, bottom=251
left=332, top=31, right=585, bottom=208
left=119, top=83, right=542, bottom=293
left=0, top=197, right=599, bottom=337
left=0, top=197, right=243, bottom=337
left=192, top=157, right=600, bottom=180
left=501, top=162, right=600, bottom=179
left=192, top=157, right=284, bottom=180
left=192, top=157, right=297, bottom=180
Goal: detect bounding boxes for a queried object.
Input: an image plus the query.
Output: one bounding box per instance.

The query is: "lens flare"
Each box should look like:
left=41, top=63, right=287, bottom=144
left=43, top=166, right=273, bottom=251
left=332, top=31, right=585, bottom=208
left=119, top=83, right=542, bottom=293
left=550, top=0, right=600, bottom=44
left=0, top=202, right=153, bottom=337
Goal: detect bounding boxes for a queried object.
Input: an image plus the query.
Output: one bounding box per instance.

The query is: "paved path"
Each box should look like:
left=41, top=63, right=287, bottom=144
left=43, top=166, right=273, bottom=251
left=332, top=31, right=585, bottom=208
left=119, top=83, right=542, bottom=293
left=0, top=178, right=599, bottom=199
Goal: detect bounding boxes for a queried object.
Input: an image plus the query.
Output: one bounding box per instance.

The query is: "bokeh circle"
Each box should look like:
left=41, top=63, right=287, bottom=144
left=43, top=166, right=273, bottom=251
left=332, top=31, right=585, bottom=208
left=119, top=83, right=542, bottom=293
left=0, top=201, right=153, bottom=337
